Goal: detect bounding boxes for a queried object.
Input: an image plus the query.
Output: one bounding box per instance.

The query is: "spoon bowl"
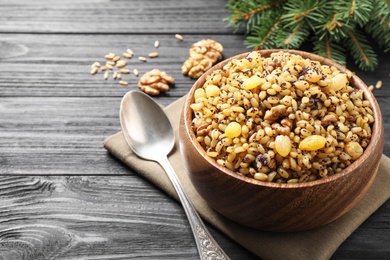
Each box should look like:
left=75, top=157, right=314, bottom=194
left=120, top=90, right=174, bottom=161
left=120, top=90, right=229, bottom=260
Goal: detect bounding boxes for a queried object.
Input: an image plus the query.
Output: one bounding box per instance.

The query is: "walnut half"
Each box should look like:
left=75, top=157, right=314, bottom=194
left=182, top=39, right=223, bottom=79
left=138, top=69, right=175, bottom=96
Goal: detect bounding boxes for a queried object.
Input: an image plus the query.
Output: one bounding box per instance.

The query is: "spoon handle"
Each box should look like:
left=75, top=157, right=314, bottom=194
left=158, top=156, right=230, bottom=260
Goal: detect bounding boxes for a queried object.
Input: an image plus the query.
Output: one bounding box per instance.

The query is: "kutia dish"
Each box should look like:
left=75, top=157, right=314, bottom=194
left=180, top=49, right=384, bottom=232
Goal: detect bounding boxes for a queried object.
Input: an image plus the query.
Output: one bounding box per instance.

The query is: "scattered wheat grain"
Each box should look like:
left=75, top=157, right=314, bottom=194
left=104, top=53, right=115, bottom=60
left=127, top=49, right=134, bottom=56
left=119, top=80, right=128, bottom=86
left=123, top=52, right=132, bottom=59
left=148, top=52, right=158, bottom=58
left=90, top=67, right=98, bottom=75
left=113, top=55, right=120, bottom=62
left=116, top=60, right=127, bottom=68
left=375, top=80, right=383, bottom=89
left=120, top=69, right=130, bottom=74
left=175, top=34, right=183, bottom=41
left=91, top=62, right=100, bottom=69
left=138, top=56, right=147, bottom=62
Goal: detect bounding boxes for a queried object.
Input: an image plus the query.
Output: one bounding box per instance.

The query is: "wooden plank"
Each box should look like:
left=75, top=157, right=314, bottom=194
left=0, top=176, right=258, bottom=259
left=0, top=96, right=122, bottom=175
left=0, top=34, right=246, bottom=98
left=0, top=0, right=388, bottom=259
left=0, top=0, right=235, bottom=34
left=1, top=96, right=389, bottom=175
left=0, top=34, right=388, bottom=98
left=0, top=175, right=388, bottom=259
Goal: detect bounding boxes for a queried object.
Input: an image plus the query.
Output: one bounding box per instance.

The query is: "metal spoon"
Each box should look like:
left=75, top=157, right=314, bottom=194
left=120, top=90, right=229, bottom=260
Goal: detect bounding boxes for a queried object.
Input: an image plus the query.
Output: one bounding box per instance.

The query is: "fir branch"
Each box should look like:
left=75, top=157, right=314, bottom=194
left=318, top=5, right=350, bottom=41
left=334, top=0, right=373, bottom=27
left=225, top=0, right=285, bottom=33
left=235, top=0, right=287, bottom=20
left=365, top=0, right=390, bottom=52
left=284, top=20, right=306, bottom=46
left=282, top=0, right=327, bottom=30
left=313, top=34, right=347, bottom=65
left=224, top=0, right=389, bottom=71
left=350, top=0, right=357, bottom=15
left=346, top=28, right=378, bottom=71
left=245, top=16, right=283, bottom=49
left=275, top=20, right=311, bottom=49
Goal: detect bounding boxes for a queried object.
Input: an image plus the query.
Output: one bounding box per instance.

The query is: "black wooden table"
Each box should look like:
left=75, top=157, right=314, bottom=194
left=0, top=1, right=389, bottom=259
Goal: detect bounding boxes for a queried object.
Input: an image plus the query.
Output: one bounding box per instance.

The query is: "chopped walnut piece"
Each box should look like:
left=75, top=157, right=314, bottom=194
left=182, top=58, right=213, bottom=79
left=137, top=69, right=174, bottom=96
left=182, top=39, right=223, bottom=79
left=321, top=114, right=338, bottom=126
left=272, top=118, right=293, bottom=135
left=264, top=105, right=287, bottom=121
left=195, top=120, right=211, bottom=136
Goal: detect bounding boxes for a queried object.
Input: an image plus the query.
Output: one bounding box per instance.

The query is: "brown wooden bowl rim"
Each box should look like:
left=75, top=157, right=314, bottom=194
left=182, top=49, right=383, bottom=189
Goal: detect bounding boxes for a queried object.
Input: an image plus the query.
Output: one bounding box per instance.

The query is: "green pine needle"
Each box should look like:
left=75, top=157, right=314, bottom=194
left=275, top=21, right=311, bottom=49
left=313, top=34, right=347, bottom=66
left=225, top=0, right=389, bottom=71
left=245, top=15, right=283, bottom=49
left=346, top=28, right=378, bottom=71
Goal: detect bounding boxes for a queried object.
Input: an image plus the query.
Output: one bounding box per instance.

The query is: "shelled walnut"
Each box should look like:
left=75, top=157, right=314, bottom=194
left=182, top=39, right=223, bottom=79
left=138, top=69, right=175, bottom=96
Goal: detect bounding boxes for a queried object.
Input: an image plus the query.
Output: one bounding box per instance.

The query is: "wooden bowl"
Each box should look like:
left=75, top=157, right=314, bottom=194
left=179, top=49, right=384, bottom=232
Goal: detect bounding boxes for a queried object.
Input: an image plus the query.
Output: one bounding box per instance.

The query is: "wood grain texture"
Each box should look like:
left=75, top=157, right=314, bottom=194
left=0, top=34, right=246, bottom=98
left=0, top=34, right=388, bottom=98
left=0, top=0, right=389, bottom=258
left=0, top=0, right=233, bottom=34
left=0, top=176, right=257, bottom=260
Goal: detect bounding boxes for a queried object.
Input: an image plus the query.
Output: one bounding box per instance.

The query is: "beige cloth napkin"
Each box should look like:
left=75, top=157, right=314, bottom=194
left=103, top=96, right=390, bottom=260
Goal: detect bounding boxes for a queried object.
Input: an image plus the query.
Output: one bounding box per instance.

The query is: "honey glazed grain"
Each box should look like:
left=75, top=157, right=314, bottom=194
left=190, top=51, right=374, bottom=183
